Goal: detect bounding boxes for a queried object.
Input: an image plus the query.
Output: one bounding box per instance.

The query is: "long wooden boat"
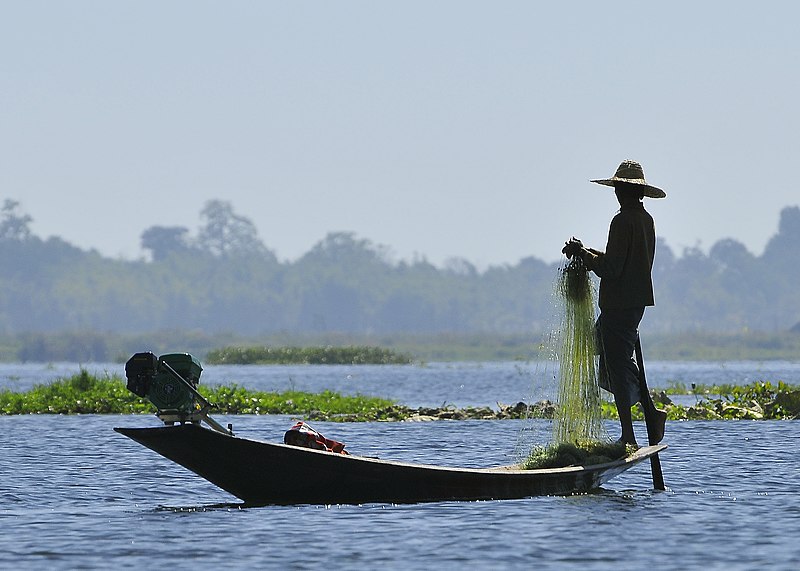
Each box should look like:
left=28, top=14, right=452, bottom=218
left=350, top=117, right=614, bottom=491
left=115, top=423, right=666, bottom=505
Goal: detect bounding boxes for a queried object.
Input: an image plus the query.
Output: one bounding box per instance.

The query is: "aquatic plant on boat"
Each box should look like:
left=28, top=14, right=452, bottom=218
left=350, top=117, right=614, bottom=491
left=522, top=440, right=633, bottom=470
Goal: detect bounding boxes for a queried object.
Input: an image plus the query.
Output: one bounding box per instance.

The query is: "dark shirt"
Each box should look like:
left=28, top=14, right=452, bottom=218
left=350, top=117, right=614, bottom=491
left=583, top=202, right=656, bottom=309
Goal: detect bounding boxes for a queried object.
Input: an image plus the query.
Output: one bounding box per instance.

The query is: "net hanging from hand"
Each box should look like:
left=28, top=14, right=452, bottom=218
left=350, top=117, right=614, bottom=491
left=552, top=257, right=605, bottom=445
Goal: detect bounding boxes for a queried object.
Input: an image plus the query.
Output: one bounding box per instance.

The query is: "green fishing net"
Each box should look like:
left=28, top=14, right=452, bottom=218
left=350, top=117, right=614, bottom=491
left=552, top=257, right=605, bottom=445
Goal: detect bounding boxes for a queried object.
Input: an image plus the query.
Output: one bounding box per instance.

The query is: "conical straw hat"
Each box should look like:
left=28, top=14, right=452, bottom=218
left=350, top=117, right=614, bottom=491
left=590, top=160, right=666, bottom=199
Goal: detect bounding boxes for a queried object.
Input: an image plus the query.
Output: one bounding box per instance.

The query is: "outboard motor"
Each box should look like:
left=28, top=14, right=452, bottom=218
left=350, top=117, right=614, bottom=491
left=124, top=351, right=159, bottom=398
left=124, top=352, right=203, bottom=414
left=124, top=351, right=231, bottom=434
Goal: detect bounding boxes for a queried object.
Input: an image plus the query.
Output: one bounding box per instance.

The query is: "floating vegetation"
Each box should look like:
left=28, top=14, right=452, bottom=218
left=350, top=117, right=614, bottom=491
left=522, top=440, right=632, bottom=470
left=205, top=345, right=414, bottom=365
left=2, top=372, right=798, bottom=421
left=0, top=370, right=396, bottom=418
left=0, top=370, right=154, bottom=414
left=688, top=381, right=800, bottom=420
left=552, top=257, right=604, bottom=444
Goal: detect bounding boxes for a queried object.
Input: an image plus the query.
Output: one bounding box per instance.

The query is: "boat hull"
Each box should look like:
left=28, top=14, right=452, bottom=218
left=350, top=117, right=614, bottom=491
left=115, top=424, right=665, bottom=505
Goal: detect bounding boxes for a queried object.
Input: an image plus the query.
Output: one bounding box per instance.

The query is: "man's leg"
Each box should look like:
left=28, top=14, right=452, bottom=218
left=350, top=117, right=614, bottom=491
left=598, top=307, right=645, bottom=445
left=615, top=393, right=637, bottom=445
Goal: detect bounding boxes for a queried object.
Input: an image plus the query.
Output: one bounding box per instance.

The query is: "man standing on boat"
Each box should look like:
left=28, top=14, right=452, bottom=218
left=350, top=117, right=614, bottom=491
left=561, top=159, right=668, bottom=447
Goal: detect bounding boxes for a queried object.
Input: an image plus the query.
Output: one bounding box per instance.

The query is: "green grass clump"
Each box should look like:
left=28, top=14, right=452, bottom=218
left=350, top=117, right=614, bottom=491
left=205, top=345, right=414, bottom=365
left=0, top=370, right=398, bottom=419
left=522, top=440, right=633, bottom=470
left=0, top=370, right=152, bottom=414
left=199, top=385, right=397, bottom=419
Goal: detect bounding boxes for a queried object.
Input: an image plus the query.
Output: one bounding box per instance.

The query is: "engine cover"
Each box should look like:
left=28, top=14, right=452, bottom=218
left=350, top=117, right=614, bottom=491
left=124, top=352, right=203, bottom=413
left=148, top=371, right=195, bottom=412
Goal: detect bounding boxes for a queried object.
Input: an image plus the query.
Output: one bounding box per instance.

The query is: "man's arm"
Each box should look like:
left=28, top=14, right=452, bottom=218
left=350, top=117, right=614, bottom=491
left=582, top=216, right=630, bottom=279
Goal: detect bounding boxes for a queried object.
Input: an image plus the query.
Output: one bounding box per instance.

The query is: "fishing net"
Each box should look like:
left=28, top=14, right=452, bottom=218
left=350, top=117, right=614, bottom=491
left=551, top=257, right=605, bottom=445
left=513, top=256, right=609, bottom=467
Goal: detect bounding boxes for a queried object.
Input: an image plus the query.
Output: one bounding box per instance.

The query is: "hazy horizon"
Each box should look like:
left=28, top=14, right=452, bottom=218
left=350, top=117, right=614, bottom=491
left=5, top=195, right=796, bottom=268
left=3, top=2, right=799, bottom=267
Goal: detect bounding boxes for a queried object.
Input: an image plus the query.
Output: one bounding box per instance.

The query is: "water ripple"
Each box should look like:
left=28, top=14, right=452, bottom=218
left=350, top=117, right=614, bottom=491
left=2, top=408, right=800, bottom=569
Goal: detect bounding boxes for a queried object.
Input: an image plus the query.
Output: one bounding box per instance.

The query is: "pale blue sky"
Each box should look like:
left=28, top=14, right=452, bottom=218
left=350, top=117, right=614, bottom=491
left=2, top=1, right=798, bottom=267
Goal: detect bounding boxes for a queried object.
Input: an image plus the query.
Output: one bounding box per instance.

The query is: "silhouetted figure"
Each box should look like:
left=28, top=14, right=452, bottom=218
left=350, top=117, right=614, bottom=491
left=562, top=160, right=668, bottom=446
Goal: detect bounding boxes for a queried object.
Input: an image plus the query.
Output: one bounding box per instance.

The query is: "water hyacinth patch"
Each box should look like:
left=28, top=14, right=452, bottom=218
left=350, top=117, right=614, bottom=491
left=0, top=370, right=397, bottom=418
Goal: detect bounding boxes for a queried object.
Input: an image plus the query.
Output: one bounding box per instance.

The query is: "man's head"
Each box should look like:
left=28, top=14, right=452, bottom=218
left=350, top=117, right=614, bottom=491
left=591, top=160, right=666, bottom=199
left=614, top=181, right=645, bottom=204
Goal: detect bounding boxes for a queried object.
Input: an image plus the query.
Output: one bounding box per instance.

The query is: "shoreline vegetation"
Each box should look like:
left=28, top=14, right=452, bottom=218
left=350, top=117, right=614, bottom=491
left=1, top=371, right=798, bottom=421
left=4, top=331, right=800, bottom=363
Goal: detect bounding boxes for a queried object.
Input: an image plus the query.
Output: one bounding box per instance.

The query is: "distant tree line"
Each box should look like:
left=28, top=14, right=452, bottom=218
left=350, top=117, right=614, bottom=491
left=1, top=197, right=799, bottom=349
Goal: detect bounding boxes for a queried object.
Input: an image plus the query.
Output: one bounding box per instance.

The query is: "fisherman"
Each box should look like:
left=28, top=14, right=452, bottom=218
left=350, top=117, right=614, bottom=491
left=561, top=159, right=668, bottom=447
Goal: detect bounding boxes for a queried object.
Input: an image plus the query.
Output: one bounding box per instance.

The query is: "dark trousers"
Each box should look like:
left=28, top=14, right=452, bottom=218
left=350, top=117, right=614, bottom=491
left=597, top=307, right=645, bottom=410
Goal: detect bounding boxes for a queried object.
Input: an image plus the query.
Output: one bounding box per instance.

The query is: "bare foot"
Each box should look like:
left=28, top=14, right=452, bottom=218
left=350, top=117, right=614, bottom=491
left=614, top=437, right=639, bottom=449
left=650, top=408, right=667, bottom=444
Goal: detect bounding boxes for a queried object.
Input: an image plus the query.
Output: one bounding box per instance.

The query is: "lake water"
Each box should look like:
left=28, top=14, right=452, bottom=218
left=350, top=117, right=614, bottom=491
left=2, top=362, right=800, bottom=569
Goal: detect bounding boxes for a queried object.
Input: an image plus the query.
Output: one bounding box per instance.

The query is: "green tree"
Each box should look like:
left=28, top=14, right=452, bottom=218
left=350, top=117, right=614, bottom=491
left=0, top=199, right=33, bottom=241
left=140, top=226, right=193, bottom=261
left=196, top=200, right=274, bottom=259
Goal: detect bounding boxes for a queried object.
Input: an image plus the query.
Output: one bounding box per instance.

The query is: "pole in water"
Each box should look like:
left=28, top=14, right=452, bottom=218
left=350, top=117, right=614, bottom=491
left=635, top=338, right=666, bottom=491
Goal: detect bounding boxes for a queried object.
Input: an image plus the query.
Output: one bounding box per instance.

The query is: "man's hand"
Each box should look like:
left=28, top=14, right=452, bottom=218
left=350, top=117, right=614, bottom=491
left=562, top=237, right=584, bottom=259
